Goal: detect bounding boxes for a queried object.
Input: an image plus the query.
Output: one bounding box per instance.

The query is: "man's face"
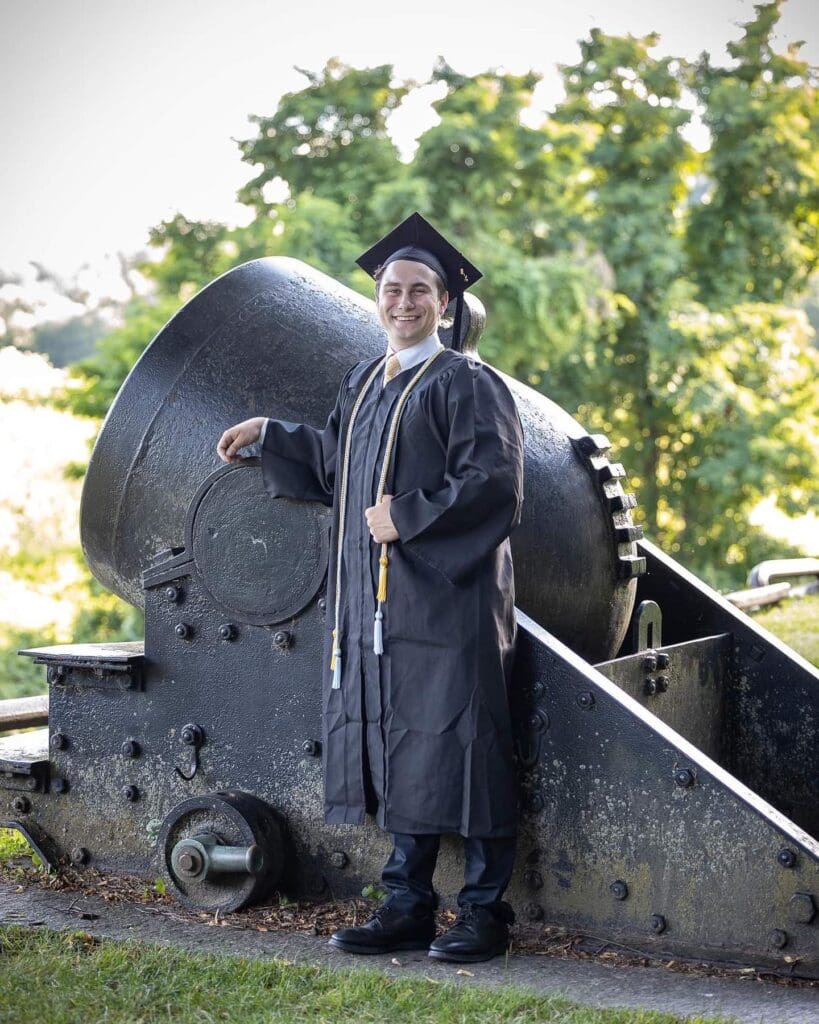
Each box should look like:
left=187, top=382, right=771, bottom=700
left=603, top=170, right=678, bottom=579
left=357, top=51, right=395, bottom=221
left=376, top=260, right=448, bottom=350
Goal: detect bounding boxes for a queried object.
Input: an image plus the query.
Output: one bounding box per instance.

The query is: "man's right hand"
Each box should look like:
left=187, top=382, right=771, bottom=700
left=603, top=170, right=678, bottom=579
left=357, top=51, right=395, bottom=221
left=216, top=417, right=266, bottom=463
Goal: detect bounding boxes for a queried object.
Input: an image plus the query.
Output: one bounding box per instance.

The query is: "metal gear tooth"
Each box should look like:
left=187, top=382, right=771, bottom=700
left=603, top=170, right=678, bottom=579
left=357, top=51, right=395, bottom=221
left=616, top=525, right=644, bottom=543
left=597, top=462, right=627, bottom=483
left=608, top=491, right=638, bottom=513
left=617, top=555, right=647, bottom=579
left=574, top=433, right=612, bottom=456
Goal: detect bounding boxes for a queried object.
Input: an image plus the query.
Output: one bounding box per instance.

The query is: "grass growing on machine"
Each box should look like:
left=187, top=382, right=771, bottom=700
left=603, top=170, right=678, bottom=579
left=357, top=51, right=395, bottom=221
left=0, top=926, right=733, bottom=1024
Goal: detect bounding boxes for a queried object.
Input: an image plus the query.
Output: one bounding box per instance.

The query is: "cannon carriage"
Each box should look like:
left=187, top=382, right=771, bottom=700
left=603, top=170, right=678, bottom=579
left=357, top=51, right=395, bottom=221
left=2, top=258, right=817, bottom=975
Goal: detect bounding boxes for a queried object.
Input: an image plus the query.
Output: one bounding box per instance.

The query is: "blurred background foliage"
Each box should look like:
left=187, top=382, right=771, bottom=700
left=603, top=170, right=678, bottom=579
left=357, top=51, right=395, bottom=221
left=2, top=2, right=818, bottom=697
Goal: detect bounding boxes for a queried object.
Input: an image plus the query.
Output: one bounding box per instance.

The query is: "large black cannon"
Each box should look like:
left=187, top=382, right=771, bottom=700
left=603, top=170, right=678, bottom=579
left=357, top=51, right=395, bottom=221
left=2, top=258, right=817, bottom=975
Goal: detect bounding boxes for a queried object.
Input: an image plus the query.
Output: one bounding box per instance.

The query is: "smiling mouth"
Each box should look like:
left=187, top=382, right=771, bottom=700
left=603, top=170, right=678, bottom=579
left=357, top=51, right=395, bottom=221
left=393, top=315, right=420, bottom=321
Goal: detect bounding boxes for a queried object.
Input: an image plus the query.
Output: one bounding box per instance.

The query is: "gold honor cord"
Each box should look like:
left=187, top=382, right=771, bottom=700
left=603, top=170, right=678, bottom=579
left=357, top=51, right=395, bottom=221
left=330, top=346, right=445, bottom=690
left=372, top=347, right=444, bottom=657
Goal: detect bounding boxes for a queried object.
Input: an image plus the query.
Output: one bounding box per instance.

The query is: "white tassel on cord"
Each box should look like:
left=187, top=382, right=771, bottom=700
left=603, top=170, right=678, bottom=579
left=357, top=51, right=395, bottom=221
left=331, top=650, right=342, bottom=689
left=373, top=605, right=384, bottom=655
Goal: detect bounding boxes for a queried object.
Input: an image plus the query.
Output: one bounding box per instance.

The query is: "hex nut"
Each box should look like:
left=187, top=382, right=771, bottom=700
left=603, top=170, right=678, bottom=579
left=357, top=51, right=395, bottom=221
left=642, top=655, right=658, bottom=672
left=121, top=739, right=141, bottom=758
left=644, top=679, right=658, bottom=696
left=777, top=848, right=797, bottom=869
left=656, top=675, right=669, bottom=692
left=610, top=880, right=629, bottom=901
left=577, top=692, right=595, bottom=709
left=302, top=739, right=322, bottom=757
left=656, top=653, right=670, bottom=669
left=273, top=630, right=293, bottom=649
left=674, top=768, right=695, bottom=788
left=523, top=869, right=544, bottom=891
left=47, top=665, right=66, bottom=685
left=789, top=893, right=817, bottom=925
left=50, top=732, right=68, bottom=751
left=523, top=902, right=544, bottom=922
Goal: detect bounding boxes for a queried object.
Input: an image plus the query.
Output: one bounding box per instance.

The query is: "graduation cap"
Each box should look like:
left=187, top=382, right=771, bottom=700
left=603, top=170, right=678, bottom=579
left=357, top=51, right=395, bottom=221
left=356, top=212, right=482, bottom=350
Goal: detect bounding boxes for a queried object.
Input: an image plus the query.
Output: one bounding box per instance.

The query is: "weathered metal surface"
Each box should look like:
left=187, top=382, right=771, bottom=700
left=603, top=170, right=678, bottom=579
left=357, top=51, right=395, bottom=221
left=509, top=611, right=819, bottom=976
left=6, top=258, right=817, bottom=975
left=0, top=695, right=48, bottom=732
left=634, top=540, right=819, bottom=840
left=80, top=257, right=640, bottom=664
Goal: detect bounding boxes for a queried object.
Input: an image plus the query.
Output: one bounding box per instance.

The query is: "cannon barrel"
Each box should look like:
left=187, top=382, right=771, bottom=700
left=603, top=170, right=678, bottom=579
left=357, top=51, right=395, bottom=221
left=80, top=257, right=640, bottom=663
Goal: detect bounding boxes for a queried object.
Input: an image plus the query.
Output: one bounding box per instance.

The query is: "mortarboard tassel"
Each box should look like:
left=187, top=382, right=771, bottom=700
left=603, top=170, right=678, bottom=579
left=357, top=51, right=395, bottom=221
left=373, top=605, right=384, bottom=655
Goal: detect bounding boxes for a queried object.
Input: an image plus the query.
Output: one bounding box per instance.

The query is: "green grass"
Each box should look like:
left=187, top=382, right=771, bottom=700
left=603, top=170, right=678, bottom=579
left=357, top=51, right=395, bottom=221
left=0, top=927, right=732, bottom=1024
left=754, top=593, right=819, bottom=667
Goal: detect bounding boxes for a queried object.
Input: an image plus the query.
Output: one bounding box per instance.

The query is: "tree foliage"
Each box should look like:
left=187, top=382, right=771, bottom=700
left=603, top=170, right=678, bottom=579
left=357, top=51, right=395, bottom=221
left=63, top=4, right=819, bottom=588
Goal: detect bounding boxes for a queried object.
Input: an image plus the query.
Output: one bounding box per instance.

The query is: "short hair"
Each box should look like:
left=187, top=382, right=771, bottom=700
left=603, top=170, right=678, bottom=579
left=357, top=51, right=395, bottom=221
left=374, top=262, right=447, bottom=300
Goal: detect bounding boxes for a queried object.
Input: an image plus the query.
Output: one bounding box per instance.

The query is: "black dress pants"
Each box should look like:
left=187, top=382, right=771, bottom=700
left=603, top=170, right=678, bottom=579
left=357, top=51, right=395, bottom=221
left=381, top=832, right=516, bottom=913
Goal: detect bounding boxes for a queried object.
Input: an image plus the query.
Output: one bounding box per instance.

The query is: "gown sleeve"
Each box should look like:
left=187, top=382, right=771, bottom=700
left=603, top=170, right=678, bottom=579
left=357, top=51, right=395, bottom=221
left=388, top=358, right=524, bottom=585
left=260, top=366, right=353, bottom=507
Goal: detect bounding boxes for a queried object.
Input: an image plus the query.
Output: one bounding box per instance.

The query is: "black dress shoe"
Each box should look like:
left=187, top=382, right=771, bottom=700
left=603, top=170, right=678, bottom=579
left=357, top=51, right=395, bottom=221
left=329, top=902, right=436, bottom=955
left=427, top=902, right=513, bottom=963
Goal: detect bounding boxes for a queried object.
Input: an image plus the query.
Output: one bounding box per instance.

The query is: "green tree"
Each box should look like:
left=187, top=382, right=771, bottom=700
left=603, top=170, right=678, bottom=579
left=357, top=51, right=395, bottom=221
left=687, top=1, right=819, bottom=307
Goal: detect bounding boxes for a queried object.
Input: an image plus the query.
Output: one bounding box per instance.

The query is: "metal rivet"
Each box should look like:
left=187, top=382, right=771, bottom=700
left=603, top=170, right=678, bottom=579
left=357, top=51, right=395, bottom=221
left=121, top=739, right=141, bottom=758
left=610, top=880, right=628, bottom=901
left=51, top=777, right=70, bottom=794
left=122, top=785, right=140, bottom=802
left=768, top=929, right=788, bottom=950
left=71, top=847, right=89, bottom=866
left=165, top=586, right=181, bottom=604
left=577, top=692, right=595, bottom=709
left=651, top=914, right=667, bottom=934
left=330, top=851, right=348, bottom=869
left=11, top=796, right=31, bottom=814
left=302, top=739, right=322, bottom=757
left=50, top=732, right=68, bottom=751
left=523, top=902, right=544, bottom=922
left=273, top=630, right=292, bottom=649
left=317, top=596, right=327, bottom=613
left=674, top=768, right=695, bottom=788
left=218, top=623, right=237, bottom=641
left=777, top=848, right=797, bottom=869
left=523, top=869, right=544, bottom=891
left=174, top=622, right=192, bottom=640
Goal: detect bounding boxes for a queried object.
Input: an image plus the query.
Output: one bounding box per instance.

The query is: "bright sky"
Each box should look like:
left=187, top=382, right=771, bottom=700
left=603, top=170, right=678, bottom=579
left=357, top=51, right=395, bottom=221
left=1, top=0, right=816, bottom=284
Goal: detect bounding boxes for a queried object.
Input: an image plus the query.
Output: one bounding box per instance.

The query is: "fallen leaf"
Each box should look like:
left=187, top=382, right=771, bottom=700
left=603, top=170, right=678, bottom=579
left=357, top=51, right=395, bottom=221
left=456, top=969, right=474, bottom=977
left=391, top=957, right=402, bottom=966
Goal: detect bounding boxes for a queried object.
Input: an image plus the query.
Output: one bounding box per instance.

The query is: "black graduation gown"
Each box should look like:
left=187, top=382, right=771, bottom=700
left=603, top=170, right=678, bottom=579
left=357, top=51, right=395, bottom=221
left=261, top=346, right=524, bottom=837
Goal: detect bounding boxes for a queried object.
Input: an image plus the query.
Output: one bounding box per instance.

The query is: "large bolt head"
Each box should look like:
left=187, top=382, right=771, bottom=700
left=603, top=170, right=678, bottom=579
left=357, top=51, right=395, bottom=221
left=122, top=785, right=140, bottom=802
left=789, top=893, right=817, bottom=925
left=121, top=739, right=141, bottom=758
left=650, top=914, right=667, bottom=934
left=674, top=768, right=695, bottom=788
left=330, top=851, right=348, bottom=869
left=71, top=847, right=90, bottom=866
left=768, top=929, right=788, bottom=950
left=11, top=796, right=31, bottom=814
left=176, top=849, right=203, bottom=876
left=50, top=732, right=68, bottom=751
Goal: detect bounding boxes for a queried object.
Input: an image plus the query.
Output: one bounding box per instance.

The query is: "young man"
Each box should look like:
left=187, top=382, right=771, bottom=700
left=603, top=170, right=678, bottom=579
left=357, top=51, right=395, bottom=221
left=216, top=213, right=524, bottom=962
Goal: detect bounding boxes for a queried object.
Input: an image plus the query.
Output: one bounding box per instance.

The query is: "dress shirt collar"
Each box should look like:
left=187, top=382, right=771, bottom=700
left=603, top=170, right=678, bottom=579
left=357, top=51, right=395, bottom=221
left=387, top=332, right=443, bottom=374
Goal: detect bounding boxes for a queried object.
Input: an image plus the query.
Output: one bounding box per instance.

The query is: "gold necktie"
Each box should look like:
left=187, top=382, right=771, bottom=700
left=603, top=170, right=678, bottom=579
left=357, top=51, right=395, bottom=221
left=384, top=353, right=402, bottom=384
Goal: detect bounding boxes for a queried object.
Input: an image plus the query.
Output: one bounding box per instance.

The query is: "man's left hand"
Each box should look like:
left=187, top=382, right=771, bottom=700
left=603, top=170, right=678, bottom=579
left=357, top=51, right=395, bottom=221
left=365, top=494, right=399, bottom=544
